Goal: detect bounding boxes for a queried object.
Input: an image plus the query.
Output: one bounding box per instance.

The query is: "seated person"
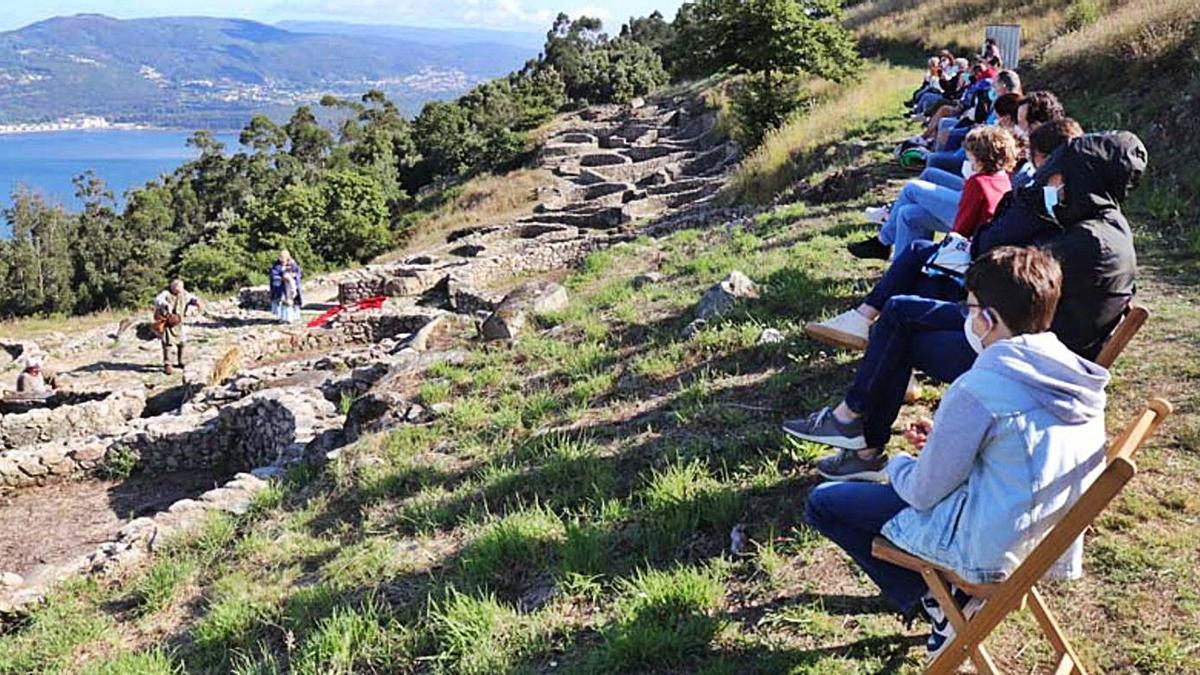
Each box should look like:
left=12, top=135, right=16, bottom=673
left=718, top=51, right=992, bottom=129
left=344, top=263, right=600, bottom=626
left=914, top=57, right=968, bottom=116
left=1017, top=90, right=1065, bottom=138
left=805, top=245, right=1109, bottom=658
left=812, top=118, right=1084, bottom=349
left=851, top=126, right=1017, bottom=261
left=926, top=72, right=1022, bottom=175
left=16, top=355, right=57, bottom=395
left=784, top=130, right=1147, bottom=481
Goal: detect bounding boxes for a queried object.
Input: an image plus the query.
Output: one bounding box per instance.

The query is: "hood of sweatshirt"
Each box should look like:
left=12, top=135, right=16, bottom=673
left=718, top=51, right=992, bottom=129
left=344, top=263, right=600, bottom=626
left=976, top=332, right=1109, bottom=423
left=1032, top=131, right=1148, bottom=226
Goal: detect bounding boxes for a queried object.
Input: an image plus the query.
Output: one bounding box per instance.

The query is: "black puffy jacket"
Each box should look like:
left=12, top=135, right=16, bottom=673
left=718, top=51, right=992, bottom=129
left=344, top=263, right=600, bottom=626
left=1033, top=132, right=1148, bottom=360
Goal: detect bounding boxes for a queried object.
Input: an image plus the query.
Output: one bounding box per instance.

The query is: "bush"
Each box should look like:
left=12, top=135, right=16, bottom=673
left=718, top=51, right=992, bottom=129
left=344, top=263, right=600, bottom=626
left=1066, top=0, right=1104, bottom=31
left=730, top=74, right=807, bottom=149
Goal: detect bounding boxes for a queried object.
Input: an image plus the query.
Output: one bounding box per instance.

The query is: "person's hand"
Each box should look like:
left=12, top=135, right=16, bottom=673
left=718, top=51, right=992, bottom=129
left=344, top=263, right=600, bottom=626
left=903, top=418, right=934, bottom=450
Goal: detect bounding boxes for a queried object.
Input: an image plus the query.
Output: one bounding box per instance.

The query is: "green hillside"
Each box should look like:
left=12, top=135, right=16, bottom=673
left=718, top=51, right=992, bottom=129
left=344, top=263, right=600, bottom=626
left=0, top=15, right=537, bottom=127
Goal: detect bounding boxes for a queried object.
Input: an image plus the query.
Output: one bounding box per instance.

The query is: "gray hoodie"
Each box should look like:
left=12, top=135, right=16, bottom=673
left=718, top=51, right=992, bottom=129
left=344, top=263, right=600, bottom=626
left=883, top=332, right=1110, bottom=583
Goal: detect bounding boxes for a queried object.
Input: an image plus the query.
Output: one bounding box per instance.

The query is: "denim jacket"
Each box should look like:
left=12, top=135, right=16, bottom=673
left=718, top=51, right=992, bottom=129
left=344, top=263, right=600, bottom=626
left=882, top=333, right=1110, bottom=584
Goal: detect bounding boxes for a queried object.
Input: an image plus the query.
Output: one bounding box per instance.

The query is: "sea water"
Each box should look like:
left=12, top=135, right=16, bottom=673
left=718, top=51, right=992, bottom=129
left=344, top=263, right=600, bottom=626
left=0, top=129, right=240, bottom=236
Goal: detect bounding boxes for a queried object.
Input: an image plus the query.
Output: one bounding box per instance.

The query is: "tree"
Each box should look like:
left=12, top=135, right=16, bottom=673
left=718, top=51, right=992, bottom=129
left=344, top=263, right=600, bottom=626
left=0, top=191, right=76, bottom=315
left=284, top=105, right=334, bottom=170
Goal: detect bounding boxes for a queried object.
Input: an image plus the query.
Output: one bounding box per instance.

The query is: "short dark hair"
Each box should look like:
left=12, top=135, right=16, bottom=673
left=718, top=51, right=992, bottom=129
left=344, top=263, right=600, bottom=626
left=966, top=246, right=1063, bottom=335
left=993, top=93, right=1024, bottom=122
left=1029, top=118, right=1084, bottom=158
left=997, top=70, right=1020, bottom=92
left=1019, top=91, right=1066, bottom=127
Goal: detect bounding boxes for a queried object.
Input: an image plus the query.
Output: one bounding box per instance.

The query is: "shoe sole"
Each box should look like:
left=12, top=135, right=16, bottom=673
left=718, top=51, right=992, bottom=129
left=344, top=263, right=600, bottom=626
left=781, top=424, right=868, bottom=451
left=816, top=466, right=888, bottom=482
left=804, top=323, right=868, bottom=351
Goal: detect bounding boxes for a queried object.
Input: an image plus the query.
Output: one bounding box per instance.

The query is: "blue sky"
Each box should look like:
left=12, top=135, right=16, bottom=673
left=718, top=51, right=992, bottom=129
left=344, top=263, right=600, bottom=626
left=0, top=0, right=686, bottom=32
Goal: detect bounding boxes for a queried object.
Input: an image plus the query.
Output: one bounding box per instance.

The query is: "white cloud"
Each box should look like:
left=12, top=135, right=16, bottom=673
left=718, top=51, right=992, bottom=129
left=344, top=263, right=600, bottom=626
left=267, top=0, right=614, bottom=29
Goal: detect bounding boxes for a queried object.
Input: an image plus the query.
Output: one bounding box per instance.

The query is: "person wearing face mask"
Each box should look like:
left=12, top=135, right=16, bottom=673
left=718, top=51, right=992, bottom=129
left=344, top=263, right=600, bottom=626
left=852, top=126, right=1017, bottom=261
left=805, top=246, right=1110, bottom=660
left=808, top=118, right=1083, bottom=351
left=784, top=131, right=1146, bottom=483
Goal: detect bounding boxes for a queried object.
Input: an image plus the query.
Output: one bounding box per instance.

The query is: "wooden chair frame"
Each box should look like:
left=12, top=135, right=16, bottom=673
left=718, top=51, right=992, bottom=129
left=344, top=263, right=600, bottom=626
left=1093, top=303, right=1148, bottom=369
left=872, top=398, right=1172, bottom=674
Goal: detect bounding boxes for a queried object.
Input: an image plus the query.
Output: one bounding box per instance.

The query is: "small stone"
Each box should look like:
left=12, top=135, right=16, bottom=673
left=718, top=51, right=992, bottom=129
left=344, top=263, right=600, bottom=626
left=694, top=270, right=759, bottom=321
left=631, top=271, right=663, bottom=290
left=682, top=318, right=707, bottom=339
left=430, top=402, right=453, bottom=417
left=0, top=572, right=22, bottom=587
left=757, top=328, right=785, bottom=345
left=251, top=466, right=285, bottom=480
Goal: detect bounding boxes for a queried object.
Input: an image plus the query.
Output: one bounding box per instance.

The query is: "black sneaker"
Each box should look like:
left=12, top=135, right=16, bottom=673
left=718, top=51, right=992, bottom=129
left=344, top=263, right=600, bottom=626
left=782, top=407, right=867, bottom=450
left=847, top=237, right=891, bottom=260
left=924, top=587, right=984, bottom=662
left=814, top=449, right=887, bottom=482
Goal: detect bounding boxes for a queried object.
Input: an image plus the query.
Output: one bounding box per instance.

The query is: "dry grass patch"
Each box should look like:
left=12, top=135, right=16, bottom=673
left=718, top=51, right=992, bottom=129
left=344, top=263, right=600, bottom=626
left=729, top=64, right=918, bottom=204
left=379, top=168, right=554, bottom=262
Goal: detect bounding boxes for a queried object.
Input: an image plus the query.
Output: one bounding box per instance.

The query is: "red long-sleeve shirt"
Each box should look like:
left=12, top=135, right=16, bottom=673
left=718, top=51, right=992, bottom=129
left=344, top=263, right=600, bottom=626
left=952, top=172, right=1011, bottom=237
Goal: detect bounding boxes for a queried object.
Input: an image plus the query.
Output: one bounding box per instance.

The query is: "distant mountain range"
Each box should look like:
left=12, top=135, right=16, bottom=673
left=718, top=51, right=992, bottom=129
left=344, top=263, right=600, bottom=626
left=0, top=14, right=544, bottom=130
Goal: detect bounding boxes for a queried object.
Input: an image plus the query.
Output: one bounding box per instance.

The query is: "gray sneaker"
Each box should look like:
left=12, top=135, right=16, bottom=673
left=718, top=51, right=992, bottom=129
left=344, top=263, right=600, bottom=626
left=814, top=449, right=888, bottom=482
left=781, top=406, right=867, bottom=450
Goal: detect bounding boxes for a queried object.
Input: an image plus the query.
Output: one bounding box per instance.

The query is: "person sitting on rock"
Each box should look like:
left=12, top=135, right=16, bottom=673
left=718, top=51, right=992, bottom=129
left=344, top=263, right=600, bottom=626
left=805, top=245, right=1109, bottom=661
left=269, top=249, right=303, bottom=324
left=784, top=130, right=1146, bottom=482
left=16, top=355, right=57, bottom=395
left=153, top=279, right=203, bottom=375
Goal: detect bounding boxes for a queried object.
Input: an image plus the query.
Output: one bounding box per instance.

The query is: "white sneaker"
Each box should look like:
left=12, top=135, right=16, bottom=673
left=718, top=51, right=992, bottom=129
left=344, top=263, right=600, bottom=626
left=804, top=309, right=872, bottom=350
left=863, top=206, right=890, bottom=224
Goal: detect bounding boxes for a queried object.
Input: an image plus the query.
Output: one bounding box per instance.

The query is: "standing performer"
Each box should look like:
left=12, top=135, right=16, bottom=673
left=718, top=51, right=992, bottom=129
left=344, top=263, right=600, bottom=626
left=153, top=279, right=203, bottom=375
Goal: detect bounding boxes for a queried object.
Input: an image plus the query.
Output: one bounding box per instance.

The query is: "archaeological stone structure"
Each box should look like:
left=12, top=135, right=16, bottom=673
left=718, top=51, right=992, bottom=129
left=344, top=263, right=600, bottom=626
left=0, top=94, right=745, bottom=617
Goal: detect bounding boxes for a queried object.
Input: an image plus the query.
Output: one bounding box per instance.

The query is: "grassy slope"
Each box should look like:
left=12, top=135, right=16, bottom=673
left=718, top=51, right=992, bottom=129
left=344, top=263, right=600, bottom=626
left=4, top=3, right=1200, bottom=674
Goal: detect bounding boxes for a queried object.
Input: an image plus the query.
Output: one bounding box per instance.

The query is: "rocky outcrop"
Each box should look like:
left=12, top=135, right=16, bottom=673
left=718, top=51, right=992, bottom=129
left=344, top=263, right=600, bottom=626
left=481, top=281, right=570, bottom=341
left=695, top=271, right=760, bottom=321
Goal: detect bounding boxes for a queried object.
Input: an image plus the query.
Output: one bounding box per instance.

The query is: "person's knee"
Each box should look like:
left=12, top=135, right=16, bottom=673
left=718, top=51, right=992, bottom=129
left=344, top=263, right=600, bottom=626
left=804, top=483, right=842, bottom=532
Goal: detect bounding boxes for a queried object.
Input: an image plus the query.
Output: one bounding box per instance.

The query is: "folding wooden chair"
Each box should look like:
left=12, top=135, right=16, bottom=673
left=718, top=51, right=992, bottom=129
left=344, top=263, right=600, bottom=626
left=872, top=398, right=1173, bottom=674
left=1093, top=303, right=1149, bottom=369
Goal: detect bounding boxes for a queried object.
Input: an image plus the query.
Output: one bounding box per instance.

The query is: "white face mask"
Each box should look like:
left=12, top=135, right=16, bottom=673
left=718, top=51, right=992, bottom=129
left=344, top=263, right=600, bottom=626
left=1043, top=185, right=1062, bottom=217
left=964, top=306, right=991, bottom=354
left=961, top=158, right=976, bottom=178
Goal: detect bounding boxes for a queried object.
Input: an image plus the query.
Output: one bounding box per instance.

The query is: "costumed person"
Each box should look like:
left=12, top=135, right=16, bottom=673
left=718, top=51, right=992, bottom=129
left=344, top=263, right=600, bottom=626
left=269, top=249, right=303, bottom=324
left=16, top=354, right=57, bottom=395
left=153, top=279, right=203, bottom=375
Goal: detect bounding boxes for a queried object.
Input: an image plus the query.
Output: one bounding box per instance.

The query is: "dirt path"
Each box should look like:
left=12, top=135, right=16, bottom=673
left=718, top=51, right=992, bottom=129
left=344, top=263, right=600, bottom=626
left=0, top=471, right=225, bottom=580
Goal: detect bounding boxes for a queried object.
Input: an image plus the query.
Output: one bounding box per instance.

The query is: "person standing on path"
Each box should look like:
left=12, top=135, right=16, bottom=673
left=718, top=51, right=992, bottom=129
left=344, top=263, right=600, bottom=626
left=269, top=249, right=303, bottom=324
left=153, top=279, right=203, bottom=375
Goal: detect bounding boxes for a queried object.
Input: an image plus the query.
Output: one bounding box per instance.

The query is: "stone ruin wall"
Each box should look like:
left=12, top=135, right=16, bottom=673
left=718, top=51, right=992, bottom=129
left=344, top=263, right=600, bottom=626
left=0, top=389, right=145, bottom=451
left=0, top=387, right=341, bottom=490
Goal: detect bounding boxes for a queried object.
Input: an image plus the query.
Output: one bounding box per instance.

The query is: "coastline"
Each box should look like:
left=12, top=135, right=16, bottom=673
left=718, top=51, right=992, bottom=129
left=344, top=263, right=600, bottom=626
left=0, top=121, right=159, bottom=136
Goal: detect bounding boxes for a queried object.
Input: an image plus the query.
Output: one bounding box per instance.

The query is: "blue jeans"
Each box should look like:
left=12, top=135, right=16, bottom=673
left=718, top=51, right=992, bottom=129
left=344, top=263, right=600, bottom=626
left=806, top=481, right=926, bottom=614
left=945, top=126, right=970, bottom=152
left=935, top=117, right=960, bottom=151
left=863, top=241, right=966, bottom=312
left=847, top=296, right=977, bottom=448
left=878, top=180, right=960, bottom=260
left=926, top=148, right=966, bottom=175
left=915, top=91, right=948, bottom=114
left=918, top=167, right=963, bottom=191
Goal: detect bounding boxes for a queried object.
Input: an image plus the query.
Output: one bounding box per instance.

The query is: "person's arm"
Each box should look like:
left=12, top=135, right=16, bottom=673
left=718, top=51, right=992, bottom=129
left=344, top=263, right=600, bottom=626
left=951, top=176, right=984, bottom=236
left=887, top=386, right=992, bottom=511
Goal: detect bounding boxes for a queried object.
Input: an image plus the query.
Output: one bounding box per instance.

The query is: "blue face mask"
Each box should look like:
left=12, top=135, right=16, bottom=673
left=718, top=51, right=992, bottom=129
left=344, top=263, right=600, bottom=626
left=1043, top=185, right=1062, bottom=217
left=988, top=87, right=998, bottom=101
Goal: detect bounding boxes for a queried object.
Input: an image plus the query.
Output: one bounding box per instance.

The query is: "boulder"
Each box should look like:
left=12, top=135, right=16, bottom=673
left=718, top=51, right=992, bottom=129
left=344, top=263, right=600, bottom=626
left=480, top=281, right=570, bottom=341
left=694, top=271, right=759, bottom=321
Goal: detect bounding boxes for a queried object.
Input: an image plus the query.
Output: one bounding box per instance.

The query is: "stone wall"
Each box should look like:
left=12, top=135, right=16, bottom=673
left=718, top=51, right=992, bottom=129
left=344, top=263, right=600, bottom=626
left=0, top=387, right=341, bottom=489
left=0, top=389, right=145, bottom=451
